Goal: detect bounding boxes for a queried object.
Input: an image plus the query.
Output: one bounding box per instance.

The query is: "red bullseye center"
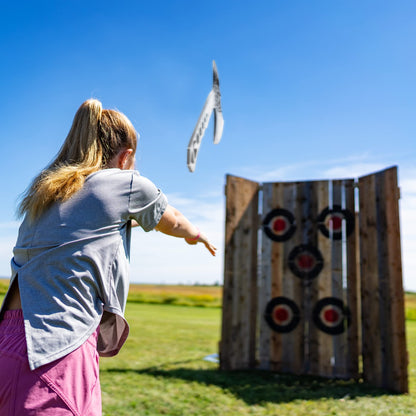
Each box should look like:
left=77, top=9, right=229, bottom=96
left=297, top=253, right=315, bottom=270
left=324, top=308, right=339, bottom=323
left=272, top=217, right=287, bottom=233
left=328, top=214, right=343, bottom=231
left=274, top=307, right=289, bottom=323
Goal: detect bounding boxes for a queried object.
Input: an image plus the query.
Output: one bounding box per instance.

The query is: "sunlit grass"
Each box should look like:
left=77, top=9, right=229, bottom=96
left=99, top=303, right=416, bottom=416
left=2, top=282, right=416, bottom=414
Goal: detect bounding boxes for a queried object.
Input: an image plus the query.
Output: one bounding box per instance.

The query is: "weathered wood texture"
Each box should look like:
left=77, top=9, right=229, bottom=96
left=259, top=179, right=358, bottom=379
left=359, top=166, right=408, bottom=393
left=220, top=175, right=259, bottom=370
left=220, top=167, right=407, bottom=393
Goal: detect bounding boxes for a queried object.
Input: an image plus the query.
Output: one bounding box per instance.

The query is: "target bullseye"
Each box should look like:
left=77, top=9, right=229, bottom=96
left=262, top=209, right=296, bottom=242
left=272, top=218, right=287, bottom=233
left=264, top=297, right=300, bottom=333
left=323, top=308, right=340, bottom=324
left=288, top=244, right=324, bottom=279
left=274, top=307, right=289, bottom=323
left=317, top=205, right=355, bottom=240
left=312, top=297, right=351, bottom=335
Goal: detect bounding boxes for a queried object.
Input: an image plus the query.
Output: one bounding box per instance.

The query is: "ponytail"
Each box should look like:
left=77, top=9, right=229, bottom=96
left=18, top=99, right=137, bottom=221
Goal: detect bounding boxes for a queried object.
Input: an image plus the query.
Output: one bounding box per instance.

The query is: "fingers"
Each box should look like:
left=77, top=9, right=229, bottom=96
left=205, top=242, right=217, bottom=256
left=185, top=232, right=217, bottom=256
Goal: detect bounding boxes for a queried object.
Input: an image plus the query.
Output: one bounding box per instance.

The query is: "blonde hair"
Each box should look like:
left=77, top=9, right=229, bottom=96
left=18, top=99, right=137, bottom=221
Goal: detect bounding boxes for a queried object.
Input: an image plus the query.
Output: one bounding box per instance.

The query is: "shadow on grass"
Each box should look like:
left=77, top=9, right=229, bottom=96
left=105, top=362, right=391, bottom=405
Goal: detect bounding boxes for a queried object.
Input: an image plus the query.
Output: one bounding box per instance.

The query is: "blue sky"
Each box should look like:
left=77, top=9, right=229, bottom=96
left=1, top=1, right=415, bottom=288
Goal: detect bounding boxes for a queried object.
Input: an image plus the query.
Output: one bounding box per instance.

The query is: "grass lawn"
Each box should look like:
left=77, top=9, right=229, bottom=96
left=99, top=302, right=416, bottom=416
left=2, top=284, right=416, bottom=414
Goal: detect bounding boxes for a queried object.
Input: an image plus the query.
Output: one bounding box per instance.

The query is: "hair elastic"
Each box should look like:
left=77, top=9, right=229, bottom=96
left=188, top=228, right=200, bottom=241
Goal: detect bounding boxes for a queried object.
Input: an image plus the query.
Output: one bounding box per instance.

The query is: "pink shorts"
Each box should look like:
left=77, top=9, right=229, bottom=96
left=0, top=310, right=101, bottom=416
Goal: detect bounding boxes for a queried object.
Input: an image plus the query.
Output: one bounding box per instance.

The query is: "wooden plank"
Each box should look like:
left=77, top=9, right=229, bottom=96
left=280, top=182, right=304, bottom=374
left=258, top=182, right=274, bottom=369
left=345, top=180, right=359, bottom=379
left=309, top=180, right=333, bottom=376
left=297, top=180, right=318, bottom=375
left=375, top=170, right=392, bottom=389
left=220, top=175, right=259, bottom=370
left=331, top=180, right=347, bottom=378
left=266, top=183, right=285, bottom=371
left=379, top=167, right=408, bottom=392
left=358, top=172, right=383, bottom=385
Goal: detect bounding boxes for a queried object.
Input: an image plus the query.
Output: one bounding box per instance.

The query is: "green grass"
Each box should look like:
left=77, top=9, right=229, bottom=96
left=126, top=284, right=222, bottom=308
left=0, top=279, right=222, bottom=308
left=406, top=292, right=416, bottom=320
left=3, top=284, right=416, bottom=414
left=98, top=303, right=416, bottom=416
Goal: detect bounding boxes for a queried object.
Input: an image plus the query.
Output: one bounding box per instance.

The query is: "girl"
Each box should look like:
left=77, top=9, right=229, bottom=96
left=0, top=99, right=216, bottom=415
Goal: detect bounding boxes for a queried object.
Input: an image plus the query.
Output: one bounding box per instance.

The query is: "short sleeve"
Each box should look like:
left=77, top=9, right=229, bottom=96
left=128, top=172, right=168, bottom=232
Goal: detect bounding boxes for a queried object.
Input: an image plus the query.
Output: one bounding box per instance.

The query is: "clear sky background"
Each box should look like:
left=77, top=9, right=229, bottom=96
left=0, top=1, right=415, bottom=289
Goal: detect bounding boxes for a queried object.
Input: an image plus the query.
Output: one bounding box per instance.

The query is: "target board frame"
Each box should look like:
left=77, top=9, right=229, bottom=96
left=262, top=208, right=296, bottom=242
left=317, top=205, right=355, bottom=240
left=264, top=297, right=301, bottom=333
left=312, top=297, right=351, bottom=335
left=288, top=244, right=324, bottom=280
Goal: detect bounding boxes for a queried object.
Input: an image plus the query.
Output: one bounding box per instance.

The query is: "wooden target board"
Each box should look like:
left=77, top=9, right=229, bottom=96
left=220, top=167, right=407, bottom=393
left=258, top=179, right=358, bottom=378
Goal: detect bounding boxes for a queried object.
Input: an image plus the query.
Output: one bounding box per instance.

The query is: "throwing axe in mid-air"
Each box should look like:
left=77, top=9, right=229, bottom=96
left=187, top=60, right=224, bottom=172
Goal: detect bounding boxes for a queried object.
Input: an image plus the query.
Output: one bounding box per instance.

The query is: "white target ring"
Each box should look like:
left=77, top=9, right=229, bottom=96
left=319, top=304, right=343, bottom=327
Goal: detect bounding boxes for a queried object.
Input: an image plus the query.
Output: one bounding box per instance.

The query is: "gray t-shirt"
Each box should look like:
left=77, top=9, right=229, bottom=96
left=1, top=169, right=167, bottom=370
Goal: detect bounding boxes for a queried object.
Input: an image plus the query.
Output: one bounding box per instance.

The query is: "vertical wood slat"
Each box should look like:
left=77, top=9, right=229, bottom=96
left=345, top=181, right=359, bottom=379
left=298, top=181, right=317, bottom=375
left=309, top=180, right=332, bottom=376
left=269, top=183, right=285, bottom=372
left=258, top=182, right=273, bottom=369
left=281, top=182, right=304, bottom=374
left=220, top=175, right=259, bottom=370
left=375, top=171, right=391, bottom=388
left=384, top=168, right=408, bottom=393
left=331, top=181, right=347, bottom=378
left=359, top=172, right=382, bottom=385
left=359, top=166, right=408, bottom=392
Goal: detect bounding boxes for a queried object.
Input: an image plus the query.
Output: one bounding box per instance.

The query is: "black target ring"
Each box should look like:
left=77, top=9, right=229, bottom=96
left=262, top=208, right=296, bottom=242
left=264, top=297, right=301, bottom=333
left=288, top=244, right=324, bottom=280
left=312, top=297, right=351, bottom=335
left=317, top=205, right=355, bottom=240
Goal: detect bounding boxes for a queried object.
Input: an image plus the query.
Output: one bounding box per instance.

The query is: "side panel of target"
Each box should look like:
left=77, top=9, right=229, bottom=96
left=220, top=175, right=259, bottom=370
left=359, top=167, right=408, bottom=393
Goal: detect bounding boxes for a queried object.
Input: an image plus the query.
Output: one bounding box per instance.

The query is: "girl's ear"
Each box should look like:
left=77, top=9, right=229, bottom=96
left=119, top=148, right=134, bottom=170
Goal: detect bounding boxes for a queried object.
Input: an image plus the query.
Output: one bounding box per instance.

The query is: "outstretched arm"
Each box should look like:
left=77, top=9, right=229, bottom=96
left=153, top=205, right=217, bottom=256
